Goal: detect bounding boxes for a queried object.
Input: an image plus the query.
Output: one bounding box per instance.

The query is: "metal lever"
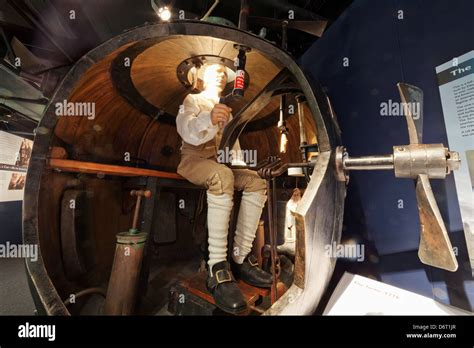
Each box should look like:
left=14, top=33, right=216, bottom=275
left=255, top=157, right=316, bottom=303
left=130, top=190, right=152, bottom=233
left=257, top=156, right=283, bottom=304
left=334, top=83, right=460, bottom=272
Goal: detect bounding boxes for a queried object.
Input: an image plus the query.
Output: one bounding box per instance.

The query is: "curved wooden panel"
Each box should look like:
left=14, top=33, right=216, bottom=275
left=53, top=35, right=317, bottom=169
left=131, top=36, right=281, bottom=121
left=25, top=21, right=339, bottom=317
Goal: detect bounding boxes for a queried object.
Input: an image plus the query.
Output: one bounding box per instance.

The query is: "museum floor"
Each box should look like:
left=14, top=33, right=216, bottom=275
left=0, top=258, right=35, bottom=315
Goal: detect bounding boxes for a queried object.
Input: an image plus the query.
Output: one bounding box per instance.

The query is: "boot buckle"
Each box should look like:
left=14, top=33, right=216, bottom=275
left=247, top=255, right=259, bottom=267
left=215, top=269, right=232, bottom=284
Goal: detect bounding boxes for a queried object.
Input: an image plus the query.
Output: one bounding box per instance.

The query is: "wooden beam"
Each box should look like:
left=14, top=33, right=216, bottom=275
left=48, top=158, right=185, bottom=180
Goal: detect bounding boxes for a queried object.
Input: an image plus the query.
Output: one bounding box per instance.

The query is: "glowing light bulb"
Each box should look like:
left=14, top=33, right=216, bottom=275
left=158, top=6, right=171, bottom=21
left=280, top=132, right=288, bottom=153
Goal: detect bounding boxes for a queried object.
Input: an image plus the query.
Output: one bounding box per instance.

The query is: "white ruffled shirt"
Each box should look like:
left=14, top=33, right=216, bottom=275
left=176, top=91, right=245, bottom=165
left=176, top=91, right=220, bottom=146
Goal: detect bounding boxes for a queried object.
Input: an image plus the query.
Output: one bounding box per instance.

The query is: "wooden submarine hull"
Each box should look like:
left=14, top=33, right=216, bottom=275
left=23, top=21, right=345, bottom=315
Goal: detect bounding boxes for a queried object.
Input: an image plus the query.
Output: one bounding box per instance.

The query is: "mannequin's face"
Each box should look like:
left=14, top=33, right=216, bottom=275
left=203, top=64, right=228, bottom=92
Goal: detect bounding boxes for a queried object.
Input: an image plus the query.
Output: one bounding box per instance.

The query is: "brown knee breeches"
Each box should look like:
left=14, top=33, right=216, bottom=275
left=177, top=154, right=266, bottom=195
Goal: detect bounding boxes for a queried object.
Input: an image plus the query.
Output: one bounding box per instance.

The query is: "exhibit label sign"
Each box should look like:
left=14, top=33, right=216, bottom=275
left=436, top=50, right=474, bottom=271
left=0, top=131, right=32, bottom=202
left=324, top=273, right=467, bottom=315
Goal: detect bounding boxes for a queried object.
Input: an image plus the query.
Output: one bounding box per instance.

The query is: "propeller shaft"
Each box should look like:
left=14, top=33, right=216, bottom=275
left=336, top=144, right=460, bottom=180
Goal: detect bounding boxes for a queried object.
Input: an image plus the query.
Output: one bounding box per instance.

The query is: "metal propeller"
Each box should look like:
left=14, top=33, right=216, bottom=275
left=335, top=83, right=460, bottom=272
left=397, top=83, right=458, bottom=272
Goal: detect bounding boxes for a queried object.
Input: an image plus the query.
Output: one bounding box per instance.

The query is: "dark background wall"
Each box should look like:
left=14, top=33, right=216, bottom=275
left=301, top=0, right=473, bottom=311
left=0, top=200, right=22, bottom=244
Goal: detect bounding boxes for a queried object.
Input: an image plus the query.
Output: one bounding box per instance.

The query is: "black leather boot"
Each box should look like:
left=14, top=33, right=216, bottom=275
left=231, top=254, right=273, bottom=288
left=206, top=261, right=247, bottom=315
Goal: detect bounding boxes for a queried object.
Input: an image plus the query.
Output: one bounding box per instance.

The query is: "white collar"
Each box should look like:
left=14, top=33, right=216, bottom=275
left=200, top=90, right=221, bottom=103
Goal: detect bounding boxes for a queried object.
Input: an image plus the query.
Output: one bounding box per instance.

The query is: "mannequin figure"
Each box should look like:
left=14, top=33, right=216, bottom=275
left=176, top=63, right=272, bottom=314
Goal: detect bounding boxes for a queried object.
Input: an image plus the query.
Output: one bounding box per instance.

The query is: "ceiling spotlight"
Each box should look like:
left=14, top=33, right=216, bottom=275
left=158, top=6, right=171, bottom=21
left=151, top=1, right=172, bottom=21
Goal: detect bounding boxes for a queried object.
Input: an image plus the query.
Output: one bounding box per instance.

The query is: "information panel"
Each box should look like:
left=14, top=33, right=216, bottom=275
left=0, top=131, right=32, bottom=202
left=436, top=50, right=474, bottom=271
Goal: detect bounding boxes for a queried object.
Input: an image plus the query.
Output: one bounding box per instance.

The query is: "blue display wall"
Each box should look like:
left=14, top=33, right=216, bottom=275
left=301, top=0, right=473, bottom=310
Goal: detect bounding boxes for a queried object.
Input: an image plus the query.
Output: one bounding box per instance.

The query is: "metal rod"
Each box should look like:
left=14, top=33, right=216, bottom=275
left=256, top=0, right=327, bottom=21
left=281, top=21, right=288, bottom=51
left=266, top=179, right=278, bottom=304
left=296, top=95, right=311, bottom=181
left=279, top=94, right=286, bottom=125
left=201, top=0, right=220, bottom=20
left=130, top=190, right=152, bottom=231
left=344, top=155, right=394, bottom=170
left=266, top=162, right=313, bottom=178
left=279, top=94, right=287, bottom=153
left=286, top=162, right=312, bottom=168
left=252, top=220, right=265, bottom=267
left=296, top=96, right=307, bottom=148
left=272, top=178, right=279, bottom=302
left=63, top=287, right=106, bottom=306
left=238, top=0, right=249, bottom=31
left=132, top=195, right=142, bottom=230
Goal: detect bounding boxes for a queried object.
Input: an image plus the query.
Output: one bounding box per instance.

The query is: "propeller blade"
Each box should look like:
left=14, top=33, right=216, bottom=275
left=248, top=16, right=328, bottom=37
left=286, top=20, right=328, bottom=37
left=398, top=83, right=457, bottom=271
left=397, top=82, right=424, bottom=144
left=11, top=37, right=48, bottom=74
left=416, top=174, right=458, bottom=272
left=248, top=16, right=283, bottom=28
left=10, top=37, right=67, bottom=75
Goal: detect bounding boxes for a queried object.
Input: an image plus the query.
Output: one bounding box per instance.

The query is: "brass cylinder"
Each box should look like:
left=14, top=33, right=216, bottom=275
left=393, top=144, right=448, bottom=179
left=103, top=231, right=147, bottom=315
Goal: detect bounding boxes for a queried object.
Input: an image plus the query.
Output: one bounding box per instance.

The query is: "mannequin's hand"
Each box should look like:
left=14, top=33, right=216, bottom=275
left=211, top=104, right=232, bottom=126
